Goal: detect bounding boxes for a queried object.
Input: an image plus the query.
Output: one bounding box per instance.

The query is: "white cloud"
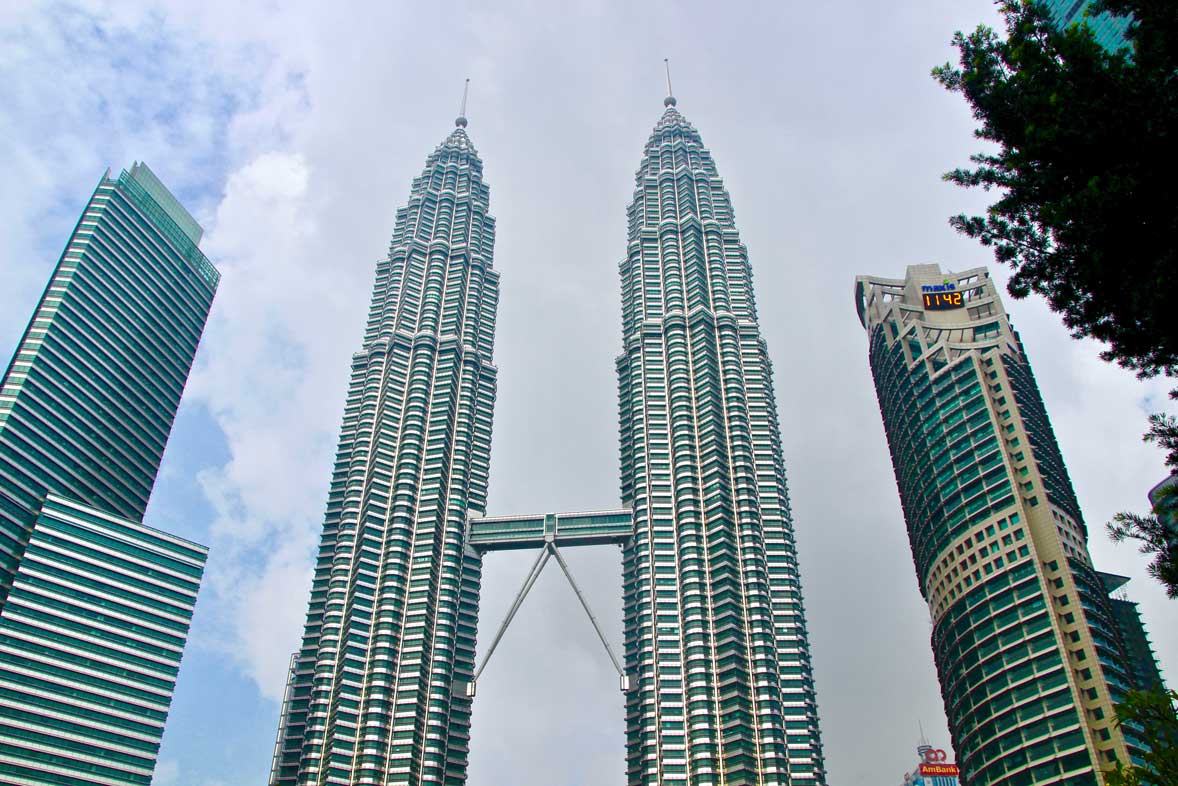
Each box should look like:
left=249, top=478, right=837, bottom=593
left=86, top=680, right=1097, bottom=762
left=190, top=149, right=372, bottom=698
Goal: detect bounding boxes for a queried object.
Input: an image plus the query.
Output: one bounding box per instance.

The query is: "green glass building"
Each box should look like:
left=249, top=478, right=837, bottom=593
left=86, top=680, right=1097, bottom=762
left=0, top=493, right=207, bottom=785
left=272, top=97, right=825, bottom=785
left=855, top=264, right=1161, bottom=786
left=0, top=162, right=216, bottom=783
left=616, top=96, right=825, bottom=785
left=270, top=117, right=499, bottom=786
left=1042, top=0, right=1131, bottom=51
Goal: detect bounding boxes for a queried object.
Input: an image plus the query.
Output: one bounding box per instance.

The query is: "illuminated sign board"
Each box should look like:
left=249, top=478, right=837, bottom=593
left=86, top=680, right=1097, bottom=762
left=921, top=282, right=963, bottom=311
left=923, top=291, right=963, bottom=310
left=919, top=763, right=960, bottom=777
left=917, top=747, right=958, bottom=777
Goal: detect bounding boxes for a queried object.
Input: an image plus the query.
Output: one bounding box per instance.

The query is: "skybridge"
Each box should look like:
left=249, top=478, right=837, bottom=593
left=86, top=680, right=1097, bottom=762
left=462, top=509, right=634, bottom=698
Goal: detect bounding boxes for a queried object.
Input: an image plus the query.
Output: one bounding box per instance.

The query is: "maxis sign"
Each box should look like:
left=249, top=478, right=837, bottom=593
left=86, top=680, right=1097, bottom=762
left=921, top=281, right=963, bottom=311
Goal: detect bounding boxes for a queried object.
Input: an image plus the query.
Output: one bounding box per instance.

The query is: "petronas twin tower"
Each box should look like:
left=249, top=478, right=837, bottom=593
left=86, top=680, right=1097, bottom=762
left=269, top=94, right=825, bottom=786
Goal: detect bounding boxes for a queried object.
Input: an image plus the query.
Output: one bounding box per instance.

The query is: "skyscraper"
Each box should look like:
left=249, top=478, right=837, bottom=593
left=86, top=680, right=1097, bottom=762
left=855, top=264, right=1162, bottom=786
left=0, top=493, right=207, bottom=785
left=900, top=742, right=960, bottom=786
left=0, top=163, right=216, bottom=783
left=272, top=94, right=825, bottom=786
left=616, top=96, right=825, bottom=784
left=270, top=115, right=498, bottom=786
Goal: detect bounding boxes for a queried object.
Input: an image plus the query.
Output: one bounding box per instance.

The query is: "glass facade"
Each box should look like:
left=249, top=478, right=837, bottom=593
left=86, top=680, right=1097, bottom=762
left=0, top=164, right=218, bottom=605
left=1042, top=0, right=1132, bottom=51
left=855, top=265, right=1163, bottom=786
left=0, top=494, right=206, bottom=785
left=273, top=101, right=826, bottom=785
left=616, top=99, right=824, bottom=785
left=270, top=120, right=498, bottom=786
left=0, top=163, right=216, bottom=785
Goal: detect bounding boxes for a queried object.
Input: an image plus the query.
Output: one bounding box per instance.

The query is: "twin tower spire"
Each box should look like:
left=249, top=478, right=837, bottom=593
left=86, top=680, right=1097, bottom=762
left=269, top=77, right=826, bottom=786
left=456, top=59, right=675, bottom=124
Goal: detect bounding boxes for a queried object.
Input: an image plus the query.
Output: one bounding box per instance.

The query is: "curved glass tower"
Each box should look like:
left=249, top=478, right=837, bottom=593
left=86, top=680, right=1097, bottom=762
left=616, top=98, right=825, bottom=786
left=855, top=264, right=1161, bottom=786
left=270, top=118, right=498, bottom=786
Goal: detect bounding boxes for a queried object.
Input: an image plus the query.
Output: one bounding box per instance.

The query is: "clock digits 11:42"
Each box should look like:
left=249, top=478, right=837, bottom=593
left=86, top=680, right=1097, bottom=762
left=923, top=291, right=963, bottom=310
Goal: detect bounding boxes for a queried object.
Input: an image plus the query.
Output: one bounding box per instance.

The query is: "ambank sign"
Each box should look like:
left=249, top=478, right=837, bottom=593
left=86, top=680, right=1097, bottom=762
left=920, top=763, right=961, bottom=777
left=917, top=747, right=960, bottom=778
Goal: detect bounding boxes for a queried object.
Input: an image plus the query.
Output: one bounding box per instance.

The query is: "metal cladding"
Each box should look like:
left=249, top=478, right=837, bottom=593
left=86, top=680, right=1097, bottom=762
left=270, top=124, right=498, bottom=785
left=273, top=102, right=829, bottom=785
left=616, top=103, right=826, bottom=785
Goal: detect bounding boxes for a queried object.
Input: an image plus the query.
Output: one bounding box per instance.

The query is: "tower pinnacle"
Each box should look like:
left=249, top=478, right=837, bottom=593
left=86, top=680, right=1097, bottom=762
left=663, top=58, right=676, bottom=107
left=456, top=77, right=470, bottom=127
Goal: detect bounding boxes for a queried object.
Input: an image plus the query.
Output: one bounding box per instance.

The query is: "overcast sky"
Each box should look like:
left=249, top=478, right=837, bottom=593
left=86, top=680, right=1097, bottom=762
left=1, top=2, right=1173, bottom=785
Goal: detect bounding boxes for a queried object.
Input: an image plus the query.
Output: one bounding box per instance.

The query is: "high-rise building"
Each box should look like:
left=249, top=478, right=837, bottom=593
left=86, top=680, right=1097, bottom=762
left=901, top=742, right=961, bottom=786
left=855, top=264, right=1162, bottom=786
left=1042, top=0, right=1132, bottom=51
left=272, top=95, right=825, bottom=786
left=0, top=493, right=207, bottom=785
left=616, top=96, right=824, bottom=784
left=0, top=163, right=216, bottom=783
left=269, top=116, right=499, bottom=786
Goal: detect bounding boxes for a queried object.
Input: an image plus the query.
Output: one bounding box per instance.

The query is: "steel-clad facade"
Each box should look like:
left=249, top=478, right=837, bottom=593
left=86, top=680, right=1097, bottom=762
left=273, top=101, right=827, bottom=785
left=270, top=120, right=497, bottom=786
left=616, top=100, right=825, bottom=786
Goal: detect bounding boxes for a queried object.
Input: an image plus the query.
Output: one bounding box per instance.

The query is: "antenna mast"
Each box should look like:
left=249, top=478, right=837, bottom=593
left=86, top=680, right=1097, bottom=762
left=663, top=59, right=677, bottom=107
left=456, top=78, right=470, bottom=127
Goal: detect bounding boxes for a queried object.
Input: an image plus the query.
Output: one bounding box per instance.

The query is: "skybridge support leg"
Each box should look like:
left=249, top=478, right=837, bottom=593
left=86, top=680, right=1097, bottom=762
left=469, top=544, right=550, bottom=695
left=465, top=539, right=628, bottom=697
left=546, top=541, right=628, bottom=691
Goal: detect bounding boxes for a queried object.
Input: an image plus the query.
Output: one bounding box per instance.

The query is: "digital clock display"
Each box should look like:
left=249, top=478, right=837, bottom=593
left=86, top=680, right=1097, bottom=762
left=923, top=291, right=963, bottom=310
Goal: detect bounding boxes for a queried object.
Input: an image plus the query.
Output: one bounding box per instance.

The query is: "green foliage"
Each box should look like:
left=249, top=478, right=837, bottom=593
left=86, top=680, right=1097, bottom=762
left=1108, top=482, right=1178, bottom=598
left=1145, top=412, right=1178, bottom=471
left=939, top=2, right=1178, bottom=579
left=1106, top=687, right=1178, bottom=786
left=933, top=0, right=1178, bottom=379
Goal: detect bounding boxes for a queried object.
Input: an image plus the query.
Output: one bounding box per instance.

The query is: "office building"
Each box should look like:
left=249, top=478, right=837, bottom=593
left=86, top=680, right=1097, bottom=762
left=0, top=494, right=207, bottom=785
left=616, top=95, right=825, bottom=784
left=269, top=115, right=499, bottom=786
left=855, top=264, right=1162, bottom=786
left=901, top=742, right=960, bottom=786
left=0, top=163, right=216, bottom=783
left=273, top=95, right=826, bottom=785
left=1147, top=475, right=1177, bottom=545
